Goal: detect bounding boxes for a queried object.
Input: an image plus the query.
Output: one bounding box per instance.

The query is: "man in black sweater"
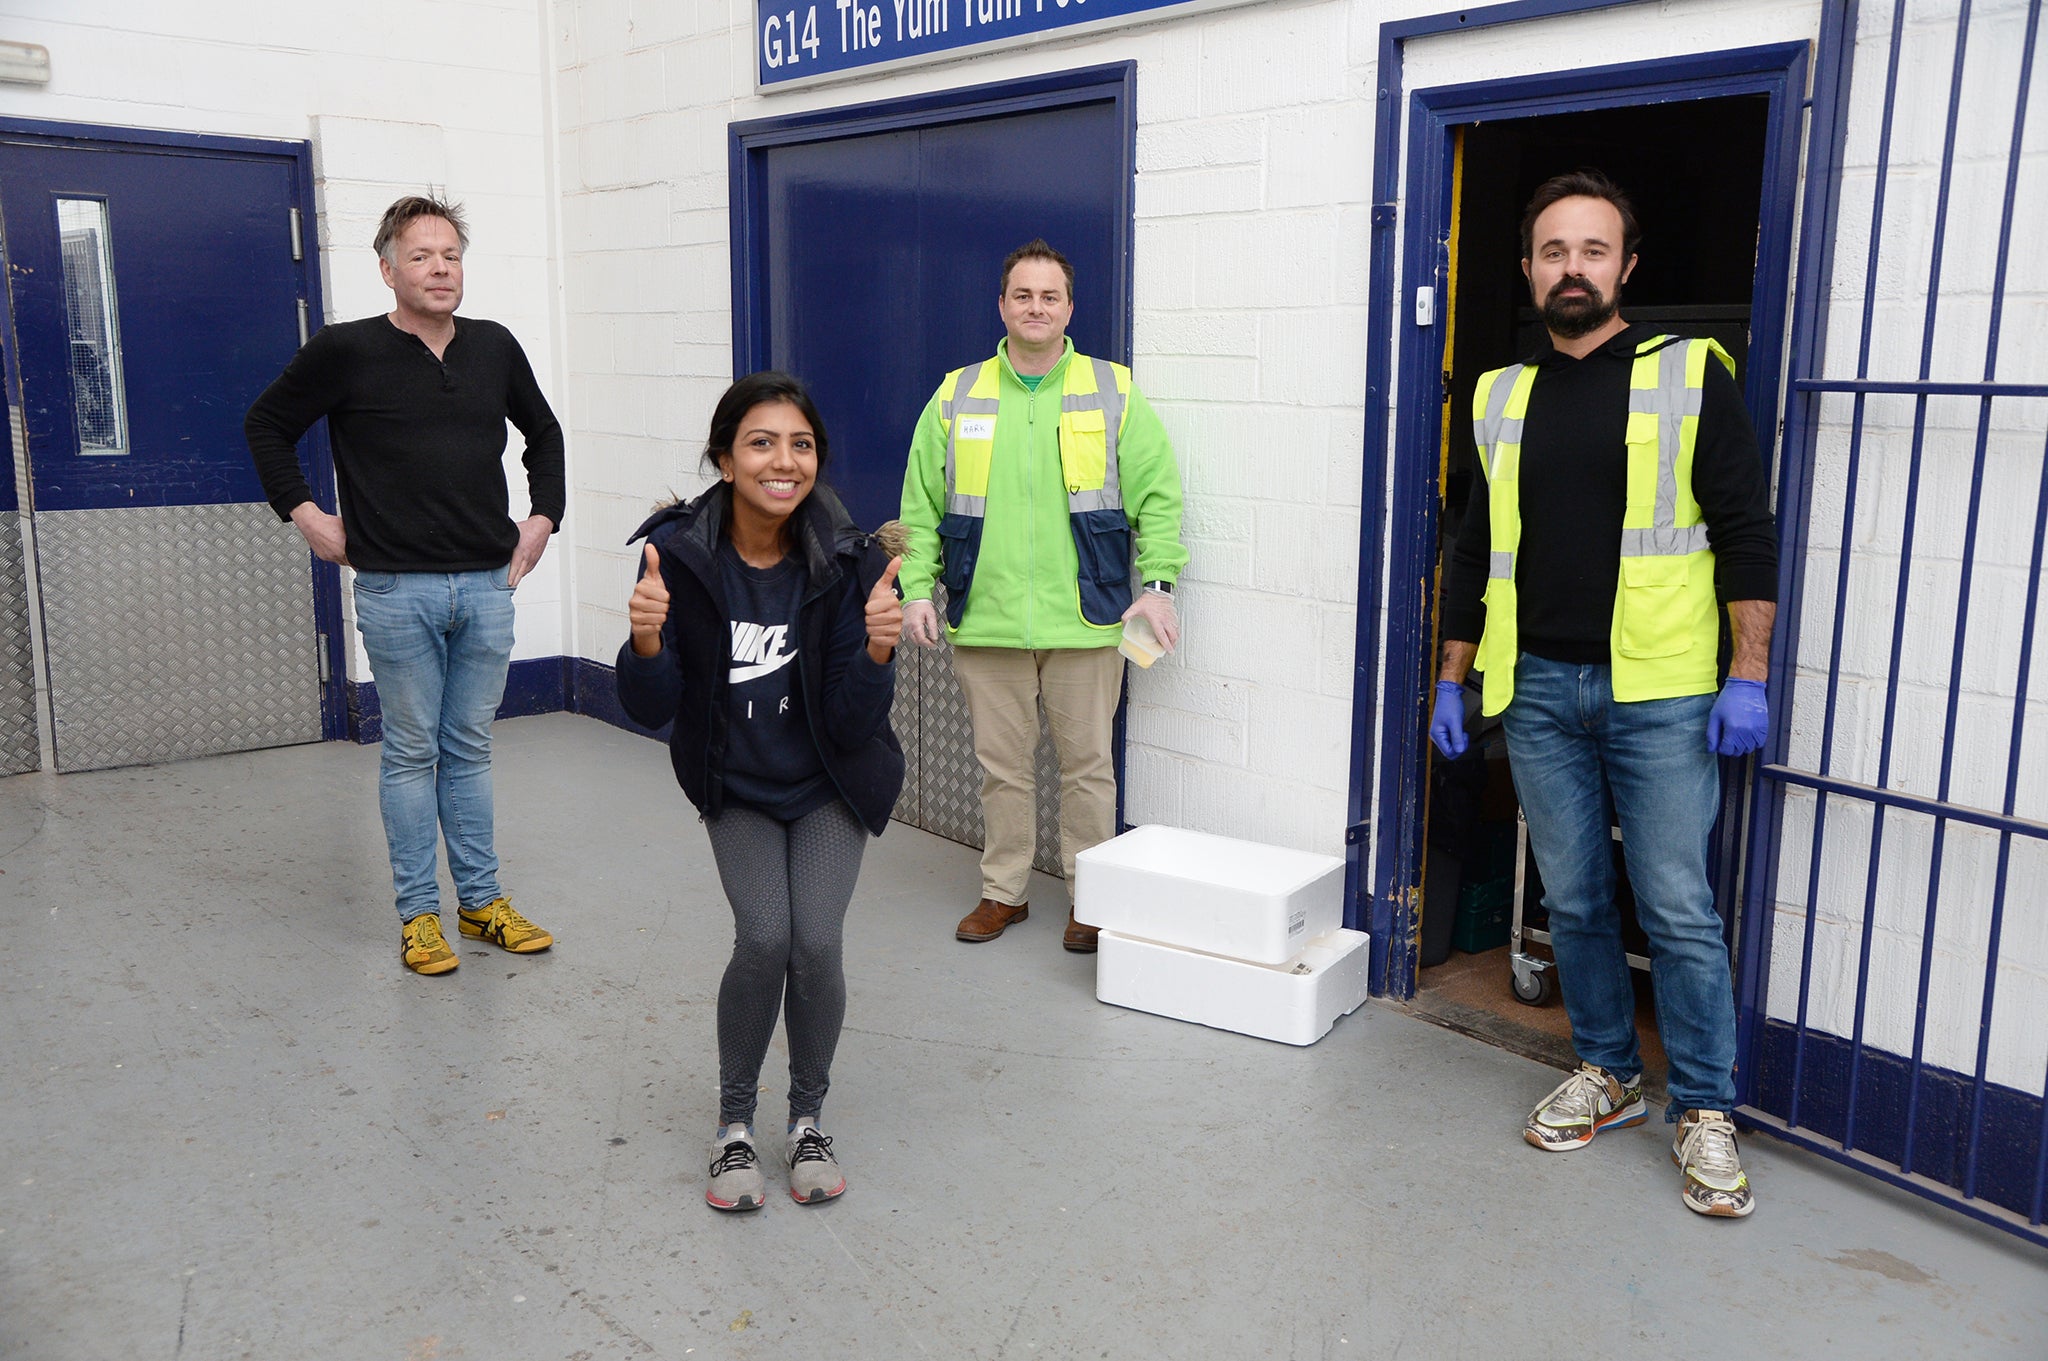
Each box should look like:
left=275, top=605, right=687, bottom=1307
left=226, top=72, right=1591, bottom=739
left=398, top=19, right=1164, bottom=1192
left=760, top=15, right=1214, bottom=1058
left=1432, top=171, right=1777, bottom=1218
left=246, top=195, right=564, bottom=976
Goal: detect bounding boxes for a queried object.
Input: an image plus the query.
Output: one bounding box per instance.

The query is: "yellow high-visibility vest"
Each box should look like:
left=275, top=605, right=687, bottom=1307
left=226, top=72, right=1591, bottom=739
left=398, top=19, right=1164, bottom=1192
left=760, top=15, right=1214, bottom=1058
left=934, top=351, right=1135, bottom=627
left=1470, top=334, right=1734, bottom=714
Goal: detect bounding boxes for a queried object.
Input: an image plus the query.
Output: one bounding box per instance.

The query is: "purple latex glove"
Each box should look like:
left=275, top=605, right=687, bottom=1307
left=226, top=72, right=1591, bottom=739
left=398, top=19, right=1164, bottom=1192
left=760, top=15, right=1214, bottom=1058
left=1430, top=680, right=1470, bottom=759
left=1707, top=677, right=1770, bottom=756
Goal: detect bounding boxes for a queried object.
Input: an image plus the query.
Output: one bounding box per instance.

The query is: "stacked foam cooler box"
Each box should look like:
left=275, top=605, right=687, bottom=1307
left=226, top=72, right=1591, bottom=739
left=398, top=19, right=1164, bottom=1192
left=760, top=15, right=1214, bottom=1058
left=1077, top=825, right=1370, bottom=1046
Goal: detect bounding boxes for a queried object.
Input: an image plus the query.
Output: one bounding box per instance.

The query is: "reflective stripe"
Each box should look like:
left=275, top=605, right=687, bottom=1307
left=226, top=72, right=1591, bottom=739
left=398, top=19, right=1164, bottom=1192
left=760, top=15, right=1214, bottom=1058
left=1619, top=523, right=1711, bottom=557
left=1085, top=356, right=1124, bottom=512
left=942, top=360, right=986, bottom=508
left=1489, top=549, right=1515, bottom=580
left=1625, top=340, right=1705, bottom=535
left=1655, top=342, right=1693, bottom=528
left=1494, top=416, right=1525, bottom=453
left=947, top=491, right=987, bottom=516
left=1473, top=362, right=1525, bottom=478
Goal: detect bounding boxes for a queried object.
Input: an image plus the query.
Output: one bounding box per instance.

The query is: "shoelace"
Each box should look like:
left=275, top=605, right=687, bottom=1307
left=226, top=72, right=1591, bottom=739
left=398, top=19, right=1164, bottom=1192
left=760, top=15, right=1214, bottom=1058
left=710, top=1139, right=758, bottom=1175
left=1538, top=1066, right=1612, bottom=1120
left=494, top=904, right=537, bottom=934
left=790, top=1129, right=835, bottom=1165
left=411, top=918, right=447, bottom=948
left=1679, top=1113, right=1741, bottom=1179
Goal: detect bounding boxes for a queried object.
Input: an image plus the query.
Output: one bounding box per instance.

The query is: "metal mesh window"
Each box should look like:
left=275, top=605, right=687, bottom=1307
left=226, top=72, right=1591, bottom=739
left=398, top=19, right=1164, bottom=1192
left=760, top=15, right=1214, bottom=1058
left=56, top=199, right=128, bottom=456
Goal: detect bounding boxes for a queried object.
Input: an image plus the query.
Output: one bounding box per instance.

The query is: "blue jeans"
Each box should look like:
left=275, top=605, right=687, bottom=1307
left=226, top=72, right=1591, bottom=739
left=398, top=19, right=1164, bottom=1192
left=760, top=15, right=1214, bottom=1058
left=1500, top=655, right=1737, bottom=1115
left=352, top=568, right=515, bottom=923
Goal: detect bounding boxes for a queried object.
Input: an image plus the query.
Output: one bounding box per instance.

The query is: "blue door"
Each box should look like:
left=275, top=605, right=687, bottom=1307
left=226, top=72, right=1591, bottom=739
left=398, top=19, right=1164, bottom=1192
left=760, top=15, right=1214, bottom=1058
left=0, top=125, right=333, bottom=771
left=739, top=81, right=1132, bottom=529
left=733, top=67, right=1135, bottom=858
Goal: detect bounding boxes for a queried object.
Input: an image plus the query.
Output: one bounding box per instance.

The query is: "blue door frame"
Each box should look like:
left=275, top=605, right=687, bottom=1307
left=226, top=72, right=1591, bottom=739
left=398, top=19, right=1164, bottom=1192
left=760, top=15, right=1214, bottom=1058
left=1350, top=26, right=1808, bottom=1000
left=0, top=115, right=346, bottom=742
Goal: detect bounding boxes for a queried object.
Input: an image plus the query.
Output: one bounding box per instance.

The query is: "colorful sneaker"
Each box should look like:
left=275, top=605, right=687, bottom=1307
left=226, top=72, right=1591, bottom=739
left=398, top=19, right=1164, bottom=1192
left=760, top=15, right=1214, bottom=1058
left=785, top=1119, right=846, bottom=1204
left=457, top=897, right=553, bottom=953
left=1524, top=1062, right=1646, bottom=1151
left=401, top=913, right=458, bottom=975
left=1673, top=1109, right=1755, bottom=1217
left=707, top=1125, right=765, bottom=1212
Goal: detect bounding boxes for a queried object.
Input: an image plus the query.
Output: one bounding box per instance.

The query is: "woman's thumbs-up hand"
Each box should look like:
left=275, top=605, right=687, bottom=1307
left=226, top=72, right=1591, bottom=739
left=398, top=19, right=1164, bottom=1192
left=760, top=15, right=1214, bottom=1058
left=629, top=542, right=669, bottom=657
left=865, top=556, right=903, bottom=663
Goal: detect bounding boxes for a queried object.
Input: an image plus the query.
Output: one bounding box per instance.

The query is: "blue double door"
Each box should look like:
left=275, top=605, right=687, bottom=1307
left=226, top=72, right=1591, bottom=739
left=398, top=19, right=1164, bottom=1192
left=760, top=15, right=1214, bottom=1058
left=0, top=124, right=330, bottom=772
left=733, top=72, right=1134, bottom=853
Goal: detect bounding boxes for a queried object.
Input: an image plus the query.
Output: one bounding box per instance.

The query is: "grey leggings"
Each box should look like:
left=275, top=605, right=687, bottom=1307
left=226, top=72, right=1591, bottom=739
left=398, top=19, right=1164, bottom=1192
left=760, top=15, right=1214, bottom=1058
left=703, top=799, right=870, bottom=1128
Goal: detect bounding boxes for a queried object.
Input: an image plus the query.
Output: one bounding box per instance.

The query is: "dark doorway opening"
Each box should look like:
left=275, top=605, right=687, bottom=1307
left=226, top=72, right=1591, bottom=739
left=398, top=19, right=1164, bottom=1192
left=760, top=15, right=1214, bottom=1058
left=1409, top=95, right=1771, bottom=1097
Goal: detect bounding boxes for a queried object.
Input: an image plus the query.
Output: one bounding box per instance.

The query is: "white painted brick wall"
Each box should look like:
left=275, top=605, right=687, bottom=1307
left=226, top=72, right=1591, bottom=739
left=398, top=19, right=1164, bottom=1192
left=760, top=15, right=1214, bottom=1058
left=0, top=2, right=569, bottom=685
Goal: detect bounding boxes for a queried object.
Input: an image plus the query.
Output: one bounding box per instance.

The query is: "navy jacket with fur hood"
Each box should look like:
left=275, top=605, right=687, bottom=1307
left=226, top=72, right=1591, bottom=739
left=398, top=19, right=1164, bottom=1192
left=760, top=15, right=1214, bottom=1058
left=615, top=483, right=904, bottom=835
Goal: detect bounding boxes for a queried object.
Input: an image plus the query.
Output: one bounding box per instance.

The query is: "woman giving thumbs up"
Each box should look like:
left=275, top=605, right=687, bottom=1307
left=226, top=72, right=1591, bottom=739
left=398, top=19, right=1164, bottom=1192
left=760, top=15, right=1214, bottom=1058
left=616, top=371, right=906, bottom=1214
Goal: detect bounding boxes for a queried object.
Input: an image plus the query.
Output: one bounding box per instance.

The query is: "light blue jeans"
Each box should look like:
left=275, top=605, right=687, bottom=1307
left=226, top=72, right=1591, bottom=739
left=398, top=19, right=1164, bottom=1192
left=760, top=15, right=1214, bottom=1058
left=1500, top=654, right=1737, bottom=1116
left=352, top=568, right=515, bottom=924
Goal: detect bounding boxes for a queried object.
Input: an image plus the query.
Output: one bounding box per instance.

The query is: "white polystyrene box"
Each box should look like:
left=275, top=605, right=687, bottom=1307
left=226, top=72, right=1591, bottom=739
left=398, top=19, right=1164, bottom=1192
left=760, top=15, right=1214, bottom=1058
left=1075, top=825, right=1344, bottom=964
left=1095, top=929, right=1371, bottom=1046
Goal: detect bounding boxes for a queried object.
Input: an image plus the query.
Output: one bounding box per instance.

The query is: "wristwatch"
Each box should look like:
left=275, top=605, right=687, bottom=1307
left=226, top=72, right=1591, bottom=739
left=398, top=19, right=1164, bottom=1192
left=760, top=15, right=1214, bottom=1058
left=1143, top=580, right=1173, bottom=596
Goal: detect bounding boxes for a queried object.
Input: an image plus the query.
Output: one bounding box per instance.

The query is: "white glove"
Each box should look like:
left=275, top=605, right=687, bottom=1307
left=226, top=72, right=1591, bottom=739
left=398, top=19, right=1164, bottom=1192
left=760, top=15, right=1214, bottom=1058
left=902, top=598, right=942, bottom=648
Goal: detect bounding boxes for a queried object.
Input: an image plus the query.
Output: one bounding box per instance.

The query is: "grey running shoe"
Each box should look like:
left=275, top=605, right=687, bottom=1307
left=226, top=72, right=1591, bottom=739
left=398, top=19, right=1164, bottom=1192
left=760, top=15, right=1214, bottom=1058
left=1673, top=1109, right=1755, bottom=1218
left=785, top=1119, right=846, bottom=1204
left=706, top=1125, right=765, bottom=1212
left=1524, top=1062, right=1647, bottom=1151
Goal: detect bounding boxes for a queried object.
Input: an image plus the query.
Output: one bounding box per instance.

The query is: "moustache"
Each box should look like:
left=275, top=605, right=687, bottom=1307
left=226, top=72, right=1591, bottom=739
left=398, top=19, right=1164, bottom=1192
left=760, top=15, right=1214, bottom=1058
left=1546, top=275, right=1605, bottom=306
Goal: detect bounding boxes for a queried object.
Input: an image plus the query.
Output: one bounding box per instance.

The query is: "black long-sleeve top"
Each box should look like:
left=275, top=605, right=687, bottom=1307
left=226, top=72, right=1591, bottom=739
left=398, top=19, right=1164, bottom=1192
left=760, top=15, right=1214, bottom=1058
left=244, top=315, right=566, bottom=573
left=1441, top=324, right=1778, bottom=664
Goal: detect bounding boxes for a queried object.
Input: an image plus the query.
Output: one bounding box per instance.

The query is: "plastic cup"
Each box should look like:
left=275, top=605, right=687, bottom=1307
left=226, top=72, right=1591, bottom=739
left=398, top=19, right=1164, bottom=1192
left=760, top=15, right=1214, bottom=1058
left=1119, top=611, right=1165, bottom=668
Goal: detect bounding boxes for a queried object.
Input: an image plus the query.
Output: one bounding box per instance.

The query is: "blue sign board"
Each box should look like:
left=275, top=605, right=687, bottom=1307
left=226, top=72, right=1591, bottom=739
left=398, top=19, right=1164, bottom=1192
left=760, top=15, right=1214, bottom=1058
left=757, top=0, right=1209, bottom=87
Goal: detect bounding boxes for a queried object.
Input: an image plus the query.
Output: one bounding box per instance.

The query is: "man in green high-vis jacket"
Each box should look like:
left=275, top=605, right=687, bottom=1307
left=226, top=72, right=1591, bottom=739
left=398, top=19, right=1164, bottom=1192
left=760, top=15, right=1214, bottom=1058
left=897, top=239, right=1187, bottom=955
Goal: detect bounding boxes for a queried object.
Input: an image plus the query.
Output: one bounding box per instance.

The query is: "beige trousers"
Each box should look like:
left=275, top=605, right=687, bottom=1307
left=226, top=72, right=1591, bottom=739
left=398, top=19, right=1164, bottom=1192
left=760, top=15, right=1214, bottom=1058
left=949, top=645, right=1125, bottom=908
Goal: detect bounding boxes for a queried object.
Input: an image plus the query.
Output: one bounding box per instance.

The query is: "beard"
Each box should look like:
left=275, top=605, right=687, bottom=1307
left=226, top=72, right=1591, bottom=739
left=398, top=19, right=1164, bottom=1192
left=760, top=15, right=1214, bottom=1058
left=1540, top=274, right=1620, bottom=339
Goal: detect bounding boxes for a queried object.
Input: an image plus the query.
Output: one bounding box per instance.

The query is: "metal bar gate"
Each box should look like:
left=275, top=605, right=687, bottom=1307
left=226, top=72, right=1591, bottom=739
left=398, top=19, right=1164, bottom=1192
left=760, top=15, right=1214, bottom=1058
left=1738, top=0, right=2048, bottom=1247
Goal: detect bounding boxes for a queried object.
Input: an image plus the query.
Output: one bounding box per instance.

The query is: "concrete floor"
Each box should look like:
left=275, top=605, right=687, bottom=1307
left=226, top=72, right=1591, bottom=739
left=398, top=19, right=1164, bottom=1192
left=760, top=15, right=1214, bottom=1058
left=2, top=713, right=2044, bottom=1360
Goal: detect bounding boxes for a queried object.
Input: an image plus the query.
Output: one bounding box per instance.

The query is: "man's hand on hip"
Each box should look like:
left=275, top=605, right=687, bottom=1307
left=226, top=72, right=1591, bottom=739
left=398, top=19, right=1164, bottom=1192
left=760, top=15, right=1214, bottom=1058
left=902, top=598, right=942, bottom=649
left=1122, top=590, right=1178, bottom=652
left=289, top=501, right=349, bottom=567
left=506, top=515, right=553, bottom=588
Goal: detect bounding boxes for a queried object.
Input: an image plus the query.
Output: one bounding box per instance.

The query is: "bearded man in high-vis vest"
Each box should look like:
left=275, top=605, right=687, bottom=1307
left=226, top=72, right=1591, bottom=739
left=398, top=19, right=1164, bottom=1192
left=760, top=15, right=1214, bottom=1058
left=1433, top=172, right=1778, bottom=1219
left=898, top=239, right=1187, bottom=954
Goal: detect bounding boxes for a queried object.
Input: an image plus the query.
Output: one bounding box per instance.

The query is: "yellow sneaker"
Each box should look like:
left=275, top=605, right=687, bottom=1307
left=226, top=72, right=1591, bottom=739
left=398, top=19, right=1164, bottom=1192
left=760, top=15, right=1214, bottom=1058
left=401, top=913, right=459, bottom=975
left=457, top=897, right=553, bottom=953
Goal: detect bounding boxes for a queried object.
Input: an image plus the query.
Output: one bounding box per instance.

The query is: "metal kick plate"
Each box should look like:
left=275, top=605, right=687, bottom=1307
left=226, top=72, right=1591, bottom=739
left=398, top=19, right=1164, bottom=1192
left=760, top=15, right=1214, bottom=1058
left=892, top=588, right=1063, bottom=877
left=36, top=503, right=323, bottom=772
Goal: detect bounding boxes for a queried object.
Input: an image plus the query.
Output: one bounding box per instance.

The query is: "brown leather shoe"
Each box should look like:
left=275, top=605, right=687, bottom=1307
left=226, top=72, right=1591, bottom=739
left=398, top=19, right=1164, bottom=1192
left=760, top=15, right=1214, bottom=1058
left=956, top=897, right=1028, bottom=942
left=1063, top=909, right=1099, bottom=954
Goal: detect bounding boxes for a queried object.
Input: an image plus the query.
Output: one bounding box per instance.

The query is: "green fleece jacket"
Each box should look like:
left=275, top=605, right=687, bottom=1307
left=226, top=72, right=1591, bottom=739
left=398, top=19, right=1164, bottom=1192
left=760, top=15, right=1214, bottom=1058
left=898, top=339, right=1188, bottom=649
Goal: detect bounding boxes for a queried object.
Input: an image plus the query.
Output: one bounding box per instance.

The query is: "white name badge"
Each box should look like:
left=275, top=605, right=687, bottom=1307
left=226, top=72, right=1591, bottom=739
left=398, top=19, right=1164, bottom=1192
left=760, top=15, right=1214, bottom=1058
left=958, top=416, right=996, bottom=442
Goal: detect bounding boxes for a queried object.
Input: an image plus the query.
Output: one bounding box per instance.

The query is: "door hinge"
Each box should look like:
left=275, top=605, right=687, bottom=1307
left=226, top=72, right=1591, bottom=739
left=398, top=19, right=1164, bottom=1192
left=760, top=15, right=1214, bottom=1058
left=317, top=631, right=331, bottom=685
left=289, top=207, right=304, bottom=262
left=297, top=299, right=309, bottom=346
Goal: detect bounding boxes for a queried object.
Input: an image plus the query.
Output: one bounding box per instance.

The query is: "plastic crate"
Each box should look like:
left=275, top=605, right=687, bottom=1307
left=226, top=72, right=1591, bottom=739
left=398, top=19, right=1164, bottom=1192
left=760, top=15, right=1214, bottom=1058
left=1449, top=880, right=1515, bottom=953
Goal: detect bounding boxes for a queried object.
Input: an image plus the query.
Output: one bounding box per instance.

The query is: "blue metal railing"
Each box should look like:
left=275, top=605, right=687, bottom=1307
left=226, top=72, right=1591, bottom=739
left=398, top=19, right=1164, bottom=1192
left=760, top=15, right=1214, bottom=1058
left=1742, top=0, right=2048, bottom=1247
